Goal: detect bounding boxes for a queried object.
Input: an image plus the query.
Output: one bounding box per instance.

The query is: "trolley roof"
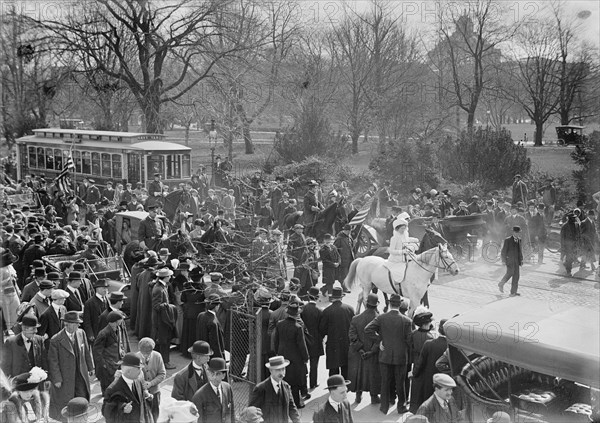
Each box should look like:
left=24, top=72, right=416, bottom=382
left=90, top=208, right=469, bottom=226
left=32, top=128, right=166, bottom=139
left=445, top=298, right=600, bottom=388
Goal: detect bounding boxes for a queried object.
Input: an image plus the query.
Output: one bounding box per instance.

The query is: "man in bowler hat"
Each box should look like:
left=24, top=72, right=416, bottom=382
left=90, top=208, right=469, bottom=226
left=192, top=358, right=235, bottom=423
left=172, top=340, right=212, bottom=402
left=498, top=226, right=523, bottom=297
left=312, top=374, right=354, bottom=423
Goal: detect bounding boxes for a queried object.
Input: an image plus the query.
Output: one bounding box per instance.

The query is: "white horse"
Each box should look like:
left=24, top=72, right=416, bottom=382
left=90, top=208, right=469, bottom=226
left=344, top=244, right=459, bottom=316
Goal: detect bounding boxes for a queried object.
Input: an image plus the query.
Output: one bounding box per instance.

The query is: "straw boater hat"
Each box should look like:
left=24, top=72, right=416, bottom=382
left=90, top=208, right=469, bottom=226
left=265, top=356, right=289, bottom=370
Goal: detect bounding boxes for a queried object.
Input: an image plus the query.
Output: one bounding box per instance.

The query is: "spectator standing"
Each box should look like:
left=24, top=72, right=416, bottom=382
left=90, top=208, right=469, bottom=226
left=151, top=268, right=177, bottom=370
left=416, top=374, right=462, bottom=423
left=348, top=293, right=381, bottom=405
left=512, top=174, right=528, bottom=205
left=364, top=293, right=412, bottom=415
left=319, top=234, right=340, bottom=297
left=301, top=287, right=324, bottom=390
left=172, top=340, right=212, bottom=402
left=497, top=226, right=524, bottom=296
left=191, top=358, right=235, bottom=423
left=319, top=287, right=355, bottom=379
left=136, top=337, right=166, bottom=422
left=312, top=375, right=354, bottom=423
left=93, top=311, right=130, bottom=393
left=334, top=225, right=354, bottom=292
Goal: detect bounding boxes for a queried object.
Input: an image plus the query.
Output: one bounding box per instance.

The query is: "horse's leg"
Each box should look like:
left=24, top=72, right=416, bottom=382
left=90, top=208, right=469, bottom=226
left=383, top=292, right=389, bottom=313
left=356, top=289, right=363, bottom=314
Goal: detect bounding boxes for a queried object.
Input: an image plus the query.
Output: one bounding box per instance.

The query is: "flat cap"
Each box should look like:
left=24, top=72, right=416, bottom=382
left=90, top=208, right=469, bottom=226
left=433, top=373, right=456, bottom=388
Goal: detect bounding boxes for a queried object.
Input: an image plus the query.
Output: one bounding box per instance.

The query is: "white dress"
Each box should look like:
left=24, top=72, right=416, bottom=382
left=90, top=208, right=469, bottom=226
left=388, top=231, right=420, bottom=264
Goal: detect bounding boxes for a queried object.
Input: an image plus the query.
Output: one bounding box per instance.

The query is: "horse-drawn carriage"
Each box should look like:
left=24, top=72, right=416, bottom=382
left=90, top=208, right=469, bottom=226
left=352, top=214, right=487, bottom=260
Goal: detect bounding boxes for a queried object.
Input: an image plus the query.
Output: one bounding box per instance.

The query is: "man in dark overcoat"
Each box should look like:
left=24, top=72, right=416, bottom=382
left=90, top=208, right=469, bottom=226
left=312, top=375, right=354, bottom=423
left=273, top=303, right=309, bottom=408
left=93, top=311, right=130, bottom=393
left=138, top=205, right=166, bottom=251
left=410, top=319, right=449, bottom=413
left=171, top=341, right=212, bottom=402
left=192, top=358, right=235, bottom=423
left=334, top=225, right=354, bottom=290
left=134, top=257, right=161, bottom=338
left=82, top=278, right=109, bottom=345
left=38, top=289, right=69, bottom=348
left=301, top=287, right=324, bottom=389
left=48, top=311, right=94, bottom=421
left=319, top=287, right=355, bottom=379
left=249, top=356, right=301, bottom=423
left=287, top=224, right=307, bottom=279
left=196, top=293, right=226, bottom=359
left=416, top=373, right=462, bottom=423
left=348, top=293, right=381, bottom=405
left=2, top=315, right=46, bottom=377
left=151, top=268, right=177, bottom=369
left=303, top=181, right=323, bottom=237
left=319, top=234, right=340, bottom=296
left=102, top=352, right=154, bottom=423
left=364, top=293, right=412, bottom=415
left=498, top=226, right=524, bottom=296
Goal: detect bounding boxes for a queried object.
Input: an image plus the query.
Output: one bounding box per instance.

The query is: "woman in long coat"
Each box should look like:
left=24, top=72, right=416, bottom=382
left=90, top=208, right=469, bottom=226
left=347, top=294, right=381, bottom=402
left=272, top=305, right=309, bottom=407
left=179, top=278, right=205, bottom=355
left=135, top=261, right=159, bottom=338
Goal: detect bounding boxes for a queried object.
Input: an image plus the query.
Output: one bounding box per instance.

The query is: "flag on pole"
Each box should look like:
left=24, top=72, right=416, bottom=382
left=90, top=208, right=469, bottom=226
left=348, top=207, right=370, bottom=226
left=54, top=150, right=75, bottom=193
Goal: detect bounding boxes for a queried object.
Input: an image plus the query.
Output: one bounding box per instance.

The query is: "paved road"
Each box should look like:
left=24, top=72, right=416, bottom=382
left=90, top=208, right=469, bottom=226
left=81, top=249, right=598, bottom=422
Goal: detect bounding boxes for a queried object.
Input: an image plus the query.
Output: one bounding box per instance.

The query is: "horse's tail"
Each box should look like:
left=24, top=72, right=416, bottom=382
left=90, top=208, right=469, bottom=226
left=344, top=258, right=361, bottom=291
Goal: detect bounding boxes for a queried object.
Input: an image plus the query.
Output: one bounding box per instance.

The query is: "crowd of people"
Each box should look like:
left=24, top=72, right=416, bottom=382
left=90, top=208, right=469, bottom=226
left=1, top=161, right=599, bottom=423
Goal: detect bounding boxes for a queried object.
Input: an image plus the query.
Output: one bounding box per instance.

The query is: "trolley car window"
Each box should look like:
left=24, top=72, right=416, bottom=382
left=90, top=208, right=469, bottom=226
left=46, top=148, right=54, bottom=170
left=74, top=151, right=82, bottom=173
left=182, top=154, right=191, bottom=178
left=55, top=149, right=63, bottom=170
left=166, top=154, right=180, bottom=179
left=28, top=147, right=36, bottom=168
left=82, top=152, right=91, bottom=174
left=112, top=154, right=122, bottom=179
left=36, top=148, right=44, bottom=168
left=148, top=155, right=164, bottom=177
left=101, top=153, right=111, bottom=177
left=89, top=152, right=99, bottom=175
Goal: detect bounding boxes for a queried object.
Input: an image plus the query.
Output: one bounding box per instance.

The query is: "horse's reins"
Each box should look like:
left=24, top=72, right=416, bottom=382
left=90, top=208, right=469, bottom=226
left=406, top=248, right=455, bottom=273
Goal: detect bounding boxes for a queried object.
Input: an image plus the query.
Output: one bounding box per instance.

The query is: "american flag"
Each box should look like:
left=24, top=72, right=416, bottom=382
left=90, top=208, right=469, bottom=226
left=54, top=151, right=75, bottom=193
left=348, top=206, right=370, bottom=226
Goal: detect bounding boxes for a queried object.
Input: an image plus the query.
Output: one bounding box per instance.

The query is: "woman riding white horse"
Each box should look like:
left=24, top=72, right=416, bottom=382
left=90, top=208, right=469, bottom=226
left=388, top=218, right=420, bottom=269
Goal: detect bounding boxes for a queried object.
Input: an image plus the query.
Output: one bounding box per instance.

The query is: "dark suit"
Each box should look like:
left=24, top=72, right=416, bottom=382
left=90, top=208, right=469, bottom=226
left=499, top=236, right=523, bottom=295
left=64, top=287, right=84, bottom=312
left=93, top=324, right=130, bottom=393
left=151, top=281, right=175, bottom=364
left=19, top=280, right=40, bottom=303
left=416, top=394, right=462, bottom=423
left=38, top=305, right=65, bottom=347
left=192, top=382, right=234, bottom=423
left=197, top=311, right=225, bottom=359
left=83, top=295, right=108, bottom=343
left=319, top=244, right=340, bottom=295
left=319, top=301, right=354, bottom=377
left=273, top=317, right=309, bottom=406
left=364, top=309, right=412, bottom=412
left=103, top=376, right=153, bottom=423
left=138, top=216, right=165, bottom=251
left=249, top=378, right=300, bottom=423
left=171, top=362, right=209, bottom=401
left=300, top=301, right=323, bottom=388
left=312, top=399, right=354, bottom=423
left=1, top=334, right=46, bottom=377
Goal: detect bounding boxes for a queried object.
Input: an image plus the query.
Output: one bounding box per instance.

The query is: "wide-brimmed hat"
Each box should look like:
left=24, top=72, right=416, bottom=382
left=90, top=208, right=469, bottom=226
left=156, top=268, right=174, bottom=278
left=13, top=367, right=47, bottom=391
left=329, top=287, right=345, bottom=301
left=207, top=358, right=228, bottom=372
left=61, top=397, right=95, bottom=419
left=62, top=311, right=83, bottom=324
left=21, top=315, right=41, bottom=328
left=265, top=356, right=289, bottom=369
left=413, top=311, right=433, bottom=326
left=326, top=374, right=351, bottom=390
left=119, top=352, right=142, bottom=368
left=188, top=340, right=213, bottom=356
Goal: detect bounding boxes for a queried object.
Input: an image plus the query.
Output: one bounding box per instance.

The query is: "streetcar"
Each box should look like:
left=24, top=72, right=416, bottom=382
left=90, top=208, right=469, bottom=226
left=15, top=128, right=192, bottom=189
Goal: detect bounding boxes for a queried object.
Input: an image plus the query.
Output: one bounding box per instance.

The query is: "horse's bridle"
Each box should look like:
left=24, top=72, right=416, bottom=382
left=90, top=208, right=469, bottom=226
left=407, top=247, right=456, bottom=273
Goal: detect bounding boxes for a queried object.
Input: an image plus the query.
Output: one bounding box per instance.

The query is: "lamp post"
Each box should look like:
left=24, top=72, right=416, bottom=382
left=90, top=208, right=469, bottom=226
left=486, top=110, right=490, bottom=130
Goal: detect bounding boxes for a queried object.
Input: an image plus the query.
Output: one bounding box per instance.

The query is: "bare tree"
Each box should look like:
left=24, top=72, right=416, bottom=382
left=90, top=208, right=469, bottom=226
left=551, top=1, right=596, bottom=124
left=436, top=0, right=518, bottom=130
left=507, top=21, right=561, bottom=146
left=38, top=0, right=258, bottom=134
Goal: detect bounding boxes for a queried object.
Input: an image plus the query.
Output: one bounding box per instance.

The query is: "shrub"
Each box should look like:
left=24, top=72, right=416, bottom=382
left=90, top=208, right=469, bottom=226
left=571, top=130, right=600, bottom=208
left=441, top=128, right=531, bottom=191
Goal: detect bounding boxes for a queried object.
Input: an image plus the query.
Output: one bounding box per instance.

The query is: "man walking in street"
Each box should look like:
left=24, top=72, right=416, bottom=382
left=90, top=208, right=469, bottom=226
left=312, top=375, right=354, bottom=423
left=364, top=294, right=412, bottom=415
left=498, top=226, right=524, bottom=296
left=172, top=340, right=212, bottom=402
